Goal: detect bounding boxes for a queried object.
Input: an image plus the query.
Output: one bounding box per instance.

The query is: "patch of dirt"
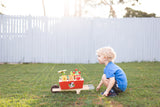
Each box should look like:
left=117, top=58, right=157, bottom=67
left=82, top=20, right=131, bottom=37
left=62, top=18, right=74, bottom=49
left=110, top=101, right=123, bottom=107
left=66, top=97, right=86, bottom=107
left=67, top=96, right=123, bottom=107
left=93, top=96, right=123, bottom=107
left=74, top=97, right=86, bottom=106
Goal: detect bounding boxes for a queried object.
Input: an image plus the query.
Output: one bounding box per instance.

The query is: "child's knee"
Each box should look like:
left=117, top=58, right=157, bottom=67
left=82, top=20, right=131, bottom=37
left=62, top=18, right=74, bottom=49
left=102, top=75, right=109, bottom=84
left=101, top=75, right=106, bottom=81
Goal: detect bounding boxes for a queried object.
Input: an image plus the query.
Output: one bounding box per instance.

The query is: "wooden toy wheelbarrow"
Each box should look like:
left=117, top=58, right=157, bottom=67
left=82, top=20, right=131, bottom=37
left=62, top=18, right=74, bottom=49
left=51, top=84, right=95, bottom=94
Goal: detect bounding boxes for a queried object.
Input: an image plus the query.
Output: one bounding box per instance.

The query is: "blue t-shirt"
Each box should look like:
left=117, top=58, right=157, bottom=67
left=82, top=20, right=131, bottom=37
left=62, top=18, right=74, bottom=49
left=104, top=62, right=127, bottom=92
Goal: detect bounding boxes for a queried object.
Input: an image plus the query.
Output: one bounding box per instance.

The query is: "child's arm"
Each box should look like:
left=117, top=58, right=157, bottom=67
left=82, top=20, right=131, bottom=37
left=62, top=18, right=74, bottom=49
left=96, top=80, right=103, bottom=91
left=103, top=77, right=115, bottom=96
left=96, top=74, right=105, bottom=91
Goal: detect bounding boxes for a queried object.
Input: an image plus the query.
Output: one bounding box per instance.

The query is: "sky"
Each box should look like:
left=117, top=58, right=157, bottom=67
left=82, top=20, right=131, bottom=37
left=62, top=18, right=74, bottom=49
left=2, top=0, right=65, bottom=16
left=1, top=0, right=160, bottom=17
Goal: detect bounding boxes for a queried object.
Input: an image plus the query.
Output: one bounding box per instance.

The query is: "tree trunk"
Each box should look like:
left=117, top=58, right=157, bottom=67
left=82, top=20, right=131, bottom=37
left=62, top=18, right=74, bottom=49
left=64, top=0, right=69, bottom=16
left=74, top=0, right=77, bottom=16
left=109, top=5, right=116, bottom=18
left=42, top=0, right=46, bottom=16
left=79, top=0, right=82, bottom=16
left=74, top=0, right=82, bottom=17
left=101, top=0, right=116, bottom=18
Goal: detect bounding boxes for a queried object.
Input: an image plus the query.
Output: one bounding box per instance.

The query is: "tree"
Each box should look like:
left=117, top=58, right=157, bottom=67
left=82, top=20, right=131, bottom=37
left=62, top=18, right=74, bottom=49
left=64, top=0, right=83, bottom=17
left=124, top=7, right=156, bottom=17
left=42, top=0, right=46, bottom=16
left=84, top=0, right=139, bottom=18
left=74, top=0, right=82, bottom=16
left=0, top=0, right=5, bottom=14
left=64, top=0, right=69, bottom=16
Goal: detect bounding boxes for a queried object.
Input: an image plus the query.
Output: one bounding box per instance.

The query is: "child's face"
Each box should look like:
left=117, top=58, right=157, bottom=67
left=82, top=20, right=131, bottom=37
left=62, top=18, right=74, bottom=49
left=97, top=54, right=106, bottom=64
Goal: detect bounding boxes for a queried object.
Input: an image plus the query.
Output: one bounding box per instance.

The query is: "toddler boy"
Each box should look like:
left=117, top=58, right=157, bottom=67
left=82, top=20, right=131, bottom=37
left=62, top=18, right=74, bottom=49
left=96, top=47, right=127, bottom=97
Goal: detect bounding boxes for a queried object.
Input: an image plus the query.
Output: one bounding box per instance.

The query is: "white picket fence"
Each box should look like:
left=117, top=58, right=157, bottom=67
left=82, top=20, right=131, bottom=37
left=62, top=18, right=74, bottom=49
left=0, top=15, right=160, bottom=63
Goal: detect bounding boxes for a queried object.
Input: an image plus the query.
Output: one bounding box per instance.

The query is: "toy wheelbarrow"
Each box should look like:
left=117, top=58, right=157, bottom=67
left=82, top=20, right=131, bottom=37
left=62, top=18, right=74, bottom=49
left=51, top=84, right=95, bottom=94
left=51, top=69, right=94, bottom=94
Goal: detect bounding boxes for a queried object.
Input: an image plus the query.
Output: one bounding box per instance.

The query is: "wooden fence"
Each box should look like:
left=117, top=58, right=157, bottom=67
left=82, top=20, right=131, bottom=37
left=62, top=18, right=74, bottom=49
left=0, top=15, right=160, bottom=63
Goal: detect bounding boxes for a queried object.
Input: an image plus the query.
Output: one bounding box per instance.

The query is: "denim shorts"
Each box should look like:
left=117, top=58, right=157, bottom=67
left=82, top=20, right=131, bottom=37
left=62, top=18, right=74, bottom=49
left=112, top=81, right=123, bottom=94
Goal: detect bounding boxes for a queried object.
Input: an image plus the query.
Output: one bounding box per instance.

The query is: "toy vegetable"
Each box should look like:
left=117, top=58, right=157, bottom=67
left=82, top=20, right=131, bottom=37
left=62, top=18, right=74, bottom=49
left=58, top=70, right=67, bottom=75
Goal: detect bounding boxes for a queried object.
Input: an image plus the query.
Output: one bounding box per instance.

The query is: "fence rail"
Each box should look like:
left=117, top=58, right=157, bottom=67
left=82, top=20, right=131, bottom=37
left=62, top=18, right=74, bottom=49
left=0, top=15, right=160, bottom=63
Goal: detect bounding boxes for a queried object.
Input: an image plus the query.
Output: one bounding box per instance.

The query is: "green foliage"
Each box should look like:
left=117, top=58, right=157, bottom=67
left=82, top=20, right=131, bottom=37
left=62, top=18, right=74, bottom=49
left=124, top=7, right=156, bottom=17
left=0, top=62, right=160, bottom=106
left=0, top=2, right=5, bottom=14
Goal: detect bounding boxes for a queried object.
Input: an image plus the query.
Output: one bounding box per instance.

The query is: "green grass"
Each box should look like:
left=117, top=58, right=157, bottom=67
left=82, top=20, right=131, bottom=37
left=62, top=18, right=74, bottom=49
left=0, top=62, right=160, bottom=107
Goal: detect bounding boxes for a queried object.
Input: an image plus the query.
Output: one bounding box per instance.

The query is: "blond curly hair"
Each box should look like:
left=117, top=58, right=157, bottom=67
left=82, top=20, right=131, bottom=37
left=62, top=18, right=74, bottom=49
left=96, top=47, right=116, bottom=62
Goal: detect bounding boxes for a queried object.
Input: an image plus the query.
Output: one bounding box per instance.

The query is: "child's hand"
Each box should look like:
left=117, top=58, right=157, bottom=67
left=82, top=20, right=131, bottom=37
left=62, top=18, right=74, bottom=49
left=96, top=85, right=100, bottom=91
left=102, top=91, right=109, bottom=96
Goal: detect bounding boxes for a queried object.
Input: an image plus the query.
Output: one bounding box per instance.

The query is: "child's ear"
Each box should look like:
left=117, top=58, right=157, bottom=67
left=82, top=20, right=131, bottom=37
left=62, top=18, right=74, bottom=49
left=104, top=56, right=108, bottom=61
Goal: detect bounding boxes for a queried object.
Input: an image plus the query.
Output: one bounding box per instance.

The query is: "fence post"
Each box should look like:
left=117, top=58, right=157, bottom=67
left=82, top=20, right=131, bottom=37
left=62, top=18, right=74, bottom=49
left=23, top=15, right=33, bottom=63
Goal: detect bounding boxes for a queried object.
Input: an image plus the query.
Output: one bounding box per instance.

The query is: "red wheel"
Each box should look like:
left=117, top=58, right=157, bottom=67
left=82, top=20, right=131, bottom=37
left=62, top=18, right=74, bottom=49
left=51, top=84, right=59, bottom=93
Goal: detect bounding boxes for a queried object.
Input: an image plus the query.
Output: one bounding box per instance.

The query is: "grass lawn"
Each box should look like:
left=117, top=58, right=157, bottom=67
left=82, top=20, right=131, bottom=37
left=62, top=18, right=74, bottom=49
left=0, top=62, right=160, bottom=107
